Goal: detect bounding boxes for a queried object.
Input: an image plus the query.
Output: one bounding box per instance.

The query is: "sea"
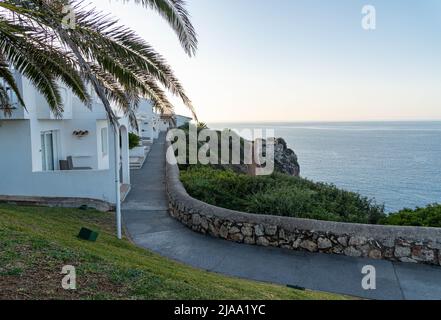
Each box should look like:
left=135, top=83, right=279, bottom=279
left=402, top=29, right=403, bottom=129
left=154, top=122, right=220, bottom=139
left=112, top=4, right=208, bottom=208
left=209, top=121, right=441, bottom=213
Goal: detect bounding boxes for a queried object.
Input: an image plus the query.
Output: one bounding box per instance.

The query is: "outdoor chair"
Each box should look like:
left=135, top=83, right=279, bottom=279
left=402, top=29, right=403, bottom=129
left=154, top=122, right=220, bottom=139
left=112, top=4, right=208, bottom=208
left=64, top=156, right=93, bottom=170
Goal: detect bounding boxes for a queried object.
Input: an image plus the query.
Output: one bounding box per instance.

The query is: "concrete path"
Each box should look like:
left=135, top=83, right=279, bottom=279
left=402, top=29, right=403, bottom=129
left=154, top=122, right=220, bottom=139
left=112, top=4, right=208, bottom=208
left=123, top=134, right=441, bottom=300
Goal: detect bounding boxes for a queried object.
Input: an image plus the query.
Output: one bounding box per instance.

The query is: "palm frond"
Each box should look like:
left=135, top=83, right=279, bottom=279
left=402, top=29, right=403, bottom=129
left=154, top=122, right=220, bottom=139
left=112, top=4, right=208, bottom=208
left=70, top=4, right=197, bottom=119
left=0, top=0, right=198, bottom=123
left=0, top=54, right=25, bottom=107
left=135, top=0, right=198, bottom=56
left=0, top=10, right=91, bottom=114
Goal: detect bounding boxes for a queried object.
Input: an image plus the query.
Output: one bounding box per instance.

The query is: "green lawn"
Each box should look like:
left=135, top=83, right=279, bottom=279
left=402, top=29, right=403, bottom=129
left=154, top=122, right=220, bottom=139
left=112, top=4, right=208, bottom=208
left=0, top=204, right=346, bottom=300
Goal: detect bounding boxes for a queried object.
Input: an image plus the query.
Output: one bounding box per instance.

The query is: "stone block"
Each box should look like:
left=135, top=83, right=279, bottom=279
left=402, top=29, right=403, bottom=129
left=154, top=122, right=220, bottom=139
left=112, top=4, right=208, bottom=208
left=200, top=217, right=209, bottom=230
left=265, top=225, right=278, bottom=236
left=344, top=247, right=362, bottom=257
left=230, top=233, right=244, bottom=243
left=241, top=225, right=254, bottom=237
left=256, top=237, right=270, bottom=247
left=219, top=225, right=229, bottom=239
left=369, top=249, right=382, bottom=260
left=300, top=240, right=318, bottom=252
left=229, top=226, right=241, bottom=234
left=318, top=238, right=332, bottom=250
left=394, top=246, right=411, bottom=258
left=192, top=214, right=201, bottom=226
left=349, top=236, right=367, bottom=247
left=411, top=247, right=435, bottom=263
left=337, top=236, right=348, bottom=247
left=254, top=225, right=265, bottom=237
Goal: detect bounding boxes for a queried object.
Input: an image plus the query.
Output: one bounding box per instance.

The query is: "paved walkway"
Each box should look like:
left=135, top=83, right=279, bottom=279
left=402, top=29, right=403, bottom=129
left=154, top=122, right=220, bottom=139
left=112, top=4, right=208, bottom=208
left=123, top=134, right=441, bottom=300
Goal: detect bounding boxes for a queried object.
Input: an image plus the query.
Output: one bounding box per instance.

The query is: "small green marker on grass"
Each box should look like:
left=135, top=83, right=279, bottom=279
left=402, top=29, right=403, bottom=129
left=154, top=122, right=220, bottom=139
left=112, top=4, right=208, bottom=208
left=78, top=228, right=99, bottom=242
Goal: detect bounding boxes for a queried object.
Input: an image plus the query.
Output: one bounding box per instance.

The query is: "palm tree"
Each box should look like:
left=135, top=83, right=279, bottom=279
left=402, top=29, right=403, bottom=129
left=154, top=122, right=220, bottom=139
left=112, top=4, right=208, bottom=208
left=0, top=0, right=198, bottom=125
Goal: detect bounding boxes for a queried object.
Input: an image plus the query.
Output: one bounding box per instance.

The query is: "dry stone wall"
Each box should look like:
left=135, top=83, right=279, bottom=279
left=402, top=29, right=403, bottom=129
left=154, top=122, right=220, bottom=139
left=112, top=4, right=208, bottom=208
left=166, top=153, right=441, bottom=266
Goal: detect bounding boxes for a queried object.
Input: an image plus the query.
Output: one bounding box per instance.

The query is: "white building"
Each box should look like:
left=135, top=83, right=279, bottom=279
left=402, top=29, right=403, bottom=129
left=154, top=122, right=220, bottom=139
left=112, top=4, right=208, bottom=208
left=135, top=99, right=160, bottom=142
left=175, top=114, right=193, bottom=128
left=156, top=113, right=193, bottom=132
left=133, top=100, right=193, bottom=138
left=158, top=114, right=176, bottom=132
left=0, top=72, right=131, bottom=210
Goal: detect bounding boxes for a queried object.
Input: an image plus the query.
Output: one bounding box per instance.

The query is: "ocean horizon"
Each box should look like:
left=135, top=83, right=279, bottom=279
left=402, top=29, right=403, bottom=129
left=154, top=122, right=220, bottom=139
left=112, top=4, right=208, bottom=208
left=209, top=121, right=441, bottom=213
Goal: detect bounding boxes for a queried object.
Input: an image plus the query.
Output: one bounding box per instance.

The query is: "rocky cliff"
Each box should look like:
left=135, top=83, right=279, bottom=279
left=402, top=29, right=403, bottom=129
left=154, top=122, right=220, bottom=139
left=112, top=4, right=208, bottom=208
left=176, top=125, right=300, bottom=176
left=272, top=138, right=300, bottom=176
left=222, top=137, right=300, bottom=177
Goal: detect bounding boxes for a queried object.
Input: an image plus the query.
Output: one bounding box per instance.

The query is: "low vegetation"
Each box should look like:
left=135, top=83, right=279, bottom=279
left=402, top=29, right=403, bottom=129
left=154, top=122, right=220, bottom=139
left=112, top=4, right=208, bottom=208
left=0, top=204, right=344, bottom=300
left=128, top=133, right=141, bottom=150
left=180, top=165, right=441, bottom=228
left=380, top=204, right=441, bottom=228
left=180, top=165, right=385, bottom=224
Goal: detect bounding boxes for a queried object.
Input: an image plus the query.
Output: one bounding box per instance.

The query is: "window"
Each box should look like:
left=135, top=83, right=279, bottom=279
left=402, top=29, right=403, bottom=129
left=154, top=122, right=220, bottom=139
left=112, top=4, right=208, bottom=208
left=6, top=87, right=17, bottom=105
left=101, top=127, right=108, bottom=156
left=0, top=80, right=18, bottom=109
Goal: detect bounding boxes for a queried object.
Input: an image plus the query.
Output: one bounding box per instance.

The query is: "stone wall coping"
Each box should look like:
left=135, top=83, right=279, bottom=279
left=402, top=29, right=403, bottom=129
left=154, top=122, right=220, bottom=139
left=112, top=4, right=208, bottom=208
left=166, top=155, right=441, bottom=244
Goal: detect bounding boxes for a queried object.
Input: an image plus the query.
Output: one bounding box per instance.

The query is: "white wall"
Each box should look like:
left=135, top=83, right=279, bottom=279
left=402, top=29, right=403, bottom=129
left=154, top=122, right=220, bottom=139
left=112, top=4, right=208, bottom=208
left=138, top=118, right=154, bottom=140
left=136, top=100, right=154, bottom=140
left=0, top=120, right=118, bottom=204
left=0, top=73, right=126, bottom=205
left=135, top=100, right=162, bottom=140
left=60, top=119, right=99, bottom=169
left=158, top=119, right=170, bottom=132
left=176, top=115, right=192, bottom=128
left=29, top=119, right=110, bottom=171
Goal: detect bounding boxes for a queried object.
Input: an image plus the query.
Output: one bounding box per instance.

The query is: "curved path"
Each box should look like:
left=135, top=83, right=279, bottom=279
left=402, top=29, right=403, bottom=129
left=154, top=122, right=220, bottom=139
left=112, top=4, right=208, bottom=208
left=123, top=134, right=441, bottom=300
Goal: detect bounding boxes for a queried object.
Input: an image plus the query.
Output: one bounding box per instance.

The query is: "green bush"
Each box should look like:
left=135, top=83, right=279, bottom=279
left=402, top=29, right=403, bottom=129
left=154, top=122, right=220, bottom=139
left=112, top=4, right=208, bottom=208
left=379, top=204, right=441, bottom=228
left=129, top=133, right=141, bottom=150
left=174, top=125, right=265, bottom=170
left=180, top=165, right=386, bottom=224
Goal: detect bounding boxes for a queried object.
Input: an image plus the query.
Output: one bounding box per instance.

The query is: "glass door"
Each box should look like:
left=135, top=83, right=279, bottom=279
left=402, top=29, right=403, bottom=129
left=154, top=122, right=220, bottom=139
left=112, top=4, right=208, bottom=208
left=41, top=131, right=55, bottom=171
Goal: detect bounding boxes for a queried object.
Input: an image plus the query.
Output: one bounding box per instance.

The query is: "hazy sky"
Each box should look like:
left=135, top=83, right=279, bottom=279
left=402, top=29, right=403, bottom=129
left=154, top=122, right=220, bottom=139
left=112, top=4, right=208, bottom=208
left=93, top=0, right=441, bottom=122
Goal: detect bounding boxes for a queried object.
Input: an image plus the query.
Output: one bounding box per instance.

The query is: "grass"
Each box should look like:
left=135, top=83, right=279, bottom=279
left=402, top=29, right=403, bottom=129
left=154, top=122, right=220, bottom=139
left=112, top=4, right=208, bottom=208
left=0, top=204, right=347, bottom=300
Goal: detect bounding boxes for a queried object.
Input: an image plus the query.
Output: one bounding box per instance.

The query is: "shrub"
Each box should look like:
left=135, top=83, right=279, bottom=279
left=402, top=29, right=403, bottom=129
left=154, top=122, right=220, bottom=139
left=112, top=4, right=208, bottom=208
left=180, top=165, right=386, bottom=224
left=379, top=204, right=441, bottom=227
left=129, top=133, right=141, bottom=150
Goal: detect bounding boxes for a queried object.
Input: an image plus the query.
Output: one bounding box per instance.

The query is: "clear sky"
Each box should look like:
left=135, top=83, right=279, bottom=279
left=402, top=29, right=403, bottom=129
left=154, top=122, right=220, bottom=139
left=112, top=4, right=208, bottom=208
left=92, top=0, right=441, bottom=122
